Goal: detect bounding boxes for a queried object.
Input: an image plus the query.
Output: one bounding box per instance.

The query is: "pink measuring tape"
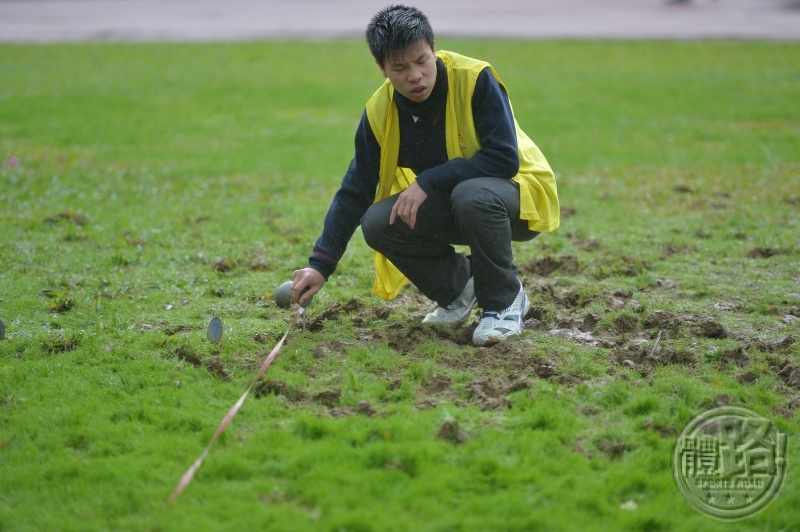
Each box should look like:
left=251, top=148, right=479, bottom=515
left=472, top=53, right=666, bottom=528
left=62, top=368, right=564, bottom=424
left=167, top=308, right=304, bottom=505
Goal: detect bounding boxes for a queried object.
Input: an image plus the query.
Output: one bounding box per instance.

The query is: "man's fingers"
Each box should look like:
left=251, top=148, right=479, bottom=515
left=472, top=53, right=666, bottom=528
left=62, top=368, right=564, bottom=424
left=297, top=285, right=315, bottom=305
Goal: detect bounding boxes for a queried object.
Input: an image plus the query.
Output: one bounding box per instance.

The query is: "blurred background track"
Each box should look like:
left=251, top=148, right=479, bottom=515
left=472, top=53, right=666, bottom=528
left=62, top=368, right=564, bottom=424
left=1, top=0, right=800, bottom=42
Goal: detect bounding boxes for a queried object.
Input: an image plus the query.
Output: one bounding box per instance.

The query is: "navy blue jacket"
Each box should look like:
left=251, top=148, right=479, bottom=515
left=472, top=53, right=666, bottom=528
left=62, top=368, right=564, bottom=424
left=309, top=58, right=520, bottom=279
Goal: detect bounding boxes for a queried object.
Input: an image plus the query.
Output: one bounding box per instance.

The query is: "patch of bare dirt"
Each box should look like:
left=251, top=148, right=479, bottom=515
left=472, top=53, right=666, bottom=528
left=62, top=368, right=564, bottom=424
left=719, top=345, right=750, bottom=367
left=436, top=419, right=467, bottom=444
left=437, top=344, right=558, bottom=379
left=253, top=379, right=308, bottom=402
left=164, top=324, right=192, bottom=336
left=595, top=437, right=631, bottom=460
left=311, top=341, right=346, bottom=359
left=204, top=356, right=231, bottom=380
left=423, top=374, right=452, bottom=394
left=413, top=372, right=536, bottom=411
left=415, top=398, right=439, bottom=410
left=306, top=298, right=365, bottom=332
left=770, top=359, right=800, bottom=390
left=41, top=334, right=80, bottom=355
left=375, top=321, right=474, bottom=354
left=611, top=314, right=639, bottom=334
left=748, top=247, right=779, bottom=259
left=744, top=334, right=797, bottom=354
left=642, top=420, right=677, bottom=438
left=465, top=377, right=512, bottom=411
left=312, top=389, right=342, bottom=408
left=172, top=344, right=202, bottom=367
left=642, top=311, right=726, bottom=338
left=521, top=255, right=580, bottom=277
left=168, top=347, right=230, bottom=379
left=330, top=401, right=378, bottom=418
left=44, top=211, right=88, bottom=225
left=254, top=379, right=381, bottom=417
left=612, top=340, right=696, bottom=376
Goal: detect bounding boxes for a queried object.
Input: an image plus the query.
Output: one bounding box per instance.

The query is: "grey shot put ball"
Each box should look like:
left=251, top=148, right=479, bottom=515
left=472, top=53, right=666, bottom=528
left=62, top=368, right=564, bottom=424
left=274, top=280, right=314, bottom=309
left=274, top=281, right=294, bottom=309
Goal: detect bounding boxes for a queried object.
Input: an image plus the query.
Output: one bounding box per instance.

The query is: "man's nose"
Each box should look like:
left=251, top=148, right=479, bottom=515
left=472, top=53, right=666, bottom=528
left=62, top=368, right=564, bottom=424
left=408, top=66, right=422, bottom=82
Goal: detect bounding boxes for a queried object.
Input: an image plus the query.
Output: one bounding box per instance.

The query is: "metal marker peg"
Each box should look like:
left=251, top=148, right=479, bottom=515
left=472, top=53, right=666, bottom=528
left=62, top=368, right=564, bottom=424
left=206, top=310, right=223, bottom=343
left=0, top=318, right=5, bottom=341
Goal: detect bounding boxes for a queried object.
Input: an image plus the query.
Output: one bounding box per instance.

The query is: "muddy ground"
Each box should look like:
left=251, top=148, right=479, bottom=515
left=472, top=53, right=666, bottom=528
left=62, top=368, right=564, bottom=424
left=227, top=253, right=800, bottom=420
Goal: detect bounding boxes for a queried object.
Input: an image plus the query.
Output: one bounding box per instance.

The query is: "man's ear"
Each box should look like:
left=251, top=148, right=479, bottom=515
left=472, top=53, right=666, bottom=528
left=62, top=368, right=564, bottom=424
left=376, top=59, right=388, bottom=79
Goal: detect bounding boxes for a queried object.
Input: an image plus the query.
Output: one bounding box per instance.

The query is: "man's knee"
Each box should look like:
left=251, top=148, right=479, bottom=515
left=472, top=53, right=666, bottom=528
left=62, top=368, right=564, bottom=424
left=451, top=179, right=504, bottom=218
left=361, top=200, right=393, bottom=249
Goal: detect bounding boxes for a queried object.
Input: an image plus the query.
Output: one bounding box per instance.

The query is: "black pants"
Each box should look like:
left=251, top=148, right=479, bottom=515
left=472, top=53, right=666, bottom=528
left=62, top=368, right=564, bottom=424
left=361, top=177, right=538, bottom=312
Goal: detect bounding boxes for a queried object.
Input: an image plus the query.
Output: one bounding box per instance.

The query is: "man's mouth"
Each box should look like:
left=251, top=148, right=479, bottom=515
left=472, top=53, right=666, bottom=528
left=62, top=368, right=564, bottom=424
left=411, top=86, right=426, bottom=97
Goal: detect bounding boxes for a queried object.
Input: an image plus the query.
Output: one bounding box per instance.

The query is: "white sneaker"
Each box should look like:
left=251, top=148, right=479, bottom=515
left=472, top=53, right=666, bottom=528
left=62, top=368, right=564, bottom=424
left=472, top=280, right=530, bottom=346
left=422, top=277, right=477, bottom=327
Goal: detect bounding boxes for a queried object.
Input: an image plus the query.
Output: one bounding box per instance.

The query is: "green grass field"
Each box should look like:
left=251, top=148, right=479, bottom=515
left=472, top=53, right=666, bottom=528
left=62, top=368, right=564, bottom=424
left=1, top=39, right=799, bottom=531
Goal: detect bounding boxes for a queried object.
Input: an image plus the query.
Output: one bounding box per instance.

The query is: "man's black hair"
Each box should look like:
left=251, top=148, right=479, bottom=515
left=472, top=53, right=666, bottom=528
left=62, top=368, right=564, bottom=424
left=365, top=5, right=435, bottom=65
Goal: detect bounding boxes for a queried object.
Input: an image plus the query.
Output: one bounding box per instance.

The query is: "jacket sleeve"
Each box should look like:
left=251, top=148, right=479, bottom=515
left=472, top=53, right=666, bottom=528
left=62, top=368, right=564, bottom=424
left=414, top=68, right=520, bottom=195
left=308, top=110, right=381, bottom=279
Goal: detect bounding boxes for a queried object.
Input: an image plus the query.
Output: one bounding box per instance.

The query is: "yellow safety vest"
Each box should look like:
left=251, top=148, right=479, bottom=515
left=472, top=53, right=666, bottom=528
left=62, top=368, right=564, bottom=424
left=365, top=50, right=560, bottom=299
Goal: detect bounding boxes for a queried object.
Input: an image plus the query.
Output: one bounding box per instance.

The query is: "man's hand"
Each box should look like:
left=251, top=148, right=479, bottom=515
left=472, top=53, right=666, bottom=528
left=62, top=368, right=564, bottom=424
left=389, top=181, right=428, bottom=230
left=292, top=268, right=325, bottom=306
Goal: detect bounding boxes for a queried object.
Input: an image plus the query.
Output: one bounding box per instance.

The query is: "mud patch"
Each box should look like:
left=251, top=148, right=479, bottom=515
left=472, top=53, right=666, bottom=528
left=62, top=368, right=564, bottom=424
left=169, top=346, right=230, bottom=379
left=611, top=314, right=639, bottom=334
left=642, top=420, right=677, bottom=438
left=436, top=419, right=467, bottom=444
left=329, top=400, right=379, bottom=418
left=642, top=311, right=726, bottom=338
left=306, top=298, right=365, bottom=332
left=379, top=322, right=473, bottom=353
left=212, top=258, right=234, bottom=273
left=770, top=360, right=800, bottom=390
left=748, top=247, right=778, bottom=259
left=439, top=345, right=558, bottom=379
left=719, top=346, right=750, bottom=367
left=415, top=398, right=439, bottom=410
left=613, top=341, right=696, bottom=376
left=41, top=334, right=80, bottom=355
left=253, top=332, right=281, bottom=345
left=311, top=341, right=346, bottom=359
left=164, top=324, right=192, bottom=336
left=596, top=437, right=630, bottom=459
left=521, top=255, right=580, bottom=277
left=312, top=389, right=342, bottom=408
left=736, top=370, right=758, bottom=385
left=203, top=356, right=231, bottom=380
left=351, top=304, right=392, bottom=326
left=423, top=374, right=452, bottom=394
left=465, top=377, right=512, bottom=411
left=253, top=379, right=308, bottom=402
left=45, top=211, right=88, bottom=226
left=172, top=344, right=202, bottom=367
left=745, top=335, right=797, bottom=354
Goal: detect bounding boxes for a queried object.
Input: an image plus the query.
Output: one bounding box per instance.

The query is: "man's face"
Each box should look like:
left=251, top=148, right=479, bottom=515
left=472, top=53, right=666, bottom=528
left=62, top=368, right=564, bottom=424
left=378, top=40, right=437, bottom=102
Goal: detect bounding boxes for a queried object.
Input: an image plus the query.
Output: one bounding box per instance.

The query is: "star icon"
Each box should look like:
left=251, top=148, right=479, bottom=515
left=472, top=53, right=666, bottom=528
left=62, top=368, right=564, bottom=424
left=726, top=494, right=736, bottom=505
left=706, top=493, right=716, bottom=504
left=744, top=493, right=753, bottom=503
